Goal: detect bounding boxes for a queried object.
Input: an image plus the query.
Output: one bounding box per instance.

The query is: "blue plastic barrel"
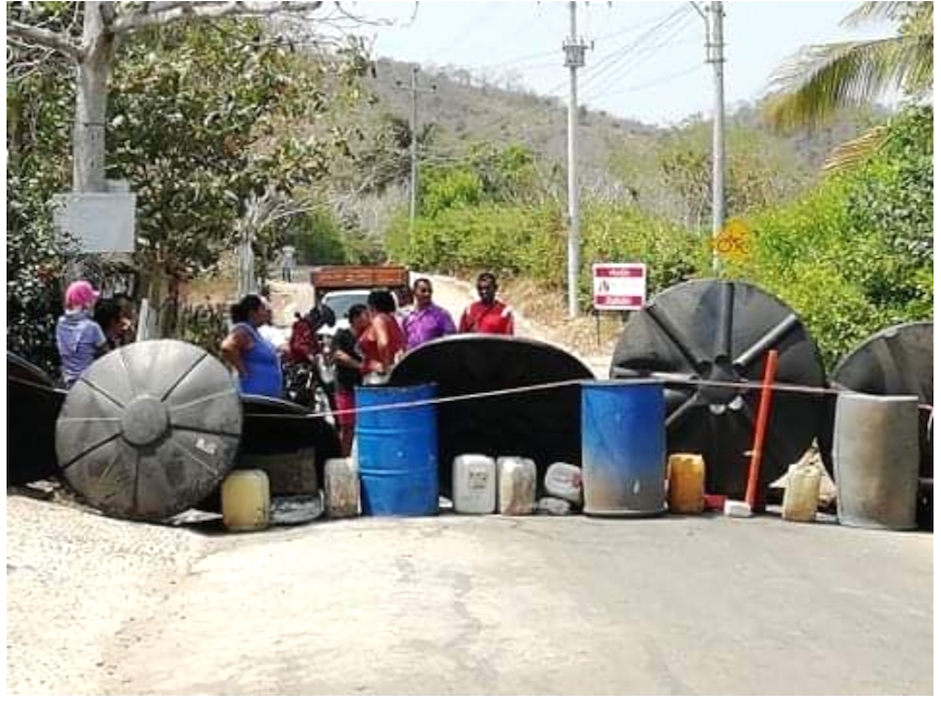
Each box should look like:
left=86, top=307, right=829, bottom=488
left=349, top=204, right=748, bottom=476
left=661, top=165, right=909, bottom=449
left=581, top=381, right=666, bottom=517
left=355, top=383, right=439, bottom=516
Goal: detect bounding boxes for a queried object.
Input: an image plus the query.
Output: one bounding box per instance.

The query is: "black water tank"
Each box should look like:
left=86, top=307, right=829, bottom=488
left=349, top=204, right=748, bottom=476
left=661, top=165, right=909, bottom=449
left=8, top=352, right=66, bottom=486
left=610, top=279, right=827, bottom=506
left=827, top=321, right=932, bottom=478
left=389, top=334, right=594, bottom=498
left=55, top=340, right=242, bottom=520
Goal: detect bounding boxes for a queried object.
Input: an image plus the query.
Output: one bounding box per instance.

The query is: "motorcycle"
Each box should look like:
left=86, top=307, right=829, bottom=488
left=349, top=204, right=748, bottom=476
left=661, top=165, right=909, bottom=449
left=283, top=356, right=335, bottom=422
left=282, top=304, right=338, bottom=420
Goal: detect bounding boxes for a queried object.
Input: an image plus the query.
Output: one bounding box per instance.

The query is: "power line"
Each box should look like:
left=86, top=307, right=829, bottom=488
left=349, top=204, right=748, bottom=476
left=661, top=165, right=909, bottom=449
left=429, top=2, right=499, bottom=57
left=469, top=5, right=691, bottom=77
left=410, top=5, right=692, bottom=147
left=579, top=15, right=700, bottom=103
left=589, top=3, right=695, bottom=42
left=476, top=47, right=560, bottom=71
left=542, top=4, right=691, bottom=98
left=578, top=7, right=694, bottom=94
left=584, top=63, right=702, bottom=102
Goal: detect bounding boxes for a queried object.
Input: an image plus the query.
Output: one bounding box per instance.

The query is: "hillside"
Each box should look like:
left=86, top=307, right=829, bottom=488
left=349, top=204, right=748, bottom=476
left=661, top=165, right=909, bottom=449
left=368, top=58, right=883, bottom=182
left=311, top=56, right=889, bottom=237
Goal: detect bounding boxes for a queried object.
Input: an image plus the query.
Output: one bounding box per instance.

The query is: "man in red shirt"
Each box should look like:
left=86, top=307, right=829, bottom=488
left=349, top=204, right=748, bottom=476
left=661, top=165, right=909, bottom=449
left=459, top=271, right=515, bottom=335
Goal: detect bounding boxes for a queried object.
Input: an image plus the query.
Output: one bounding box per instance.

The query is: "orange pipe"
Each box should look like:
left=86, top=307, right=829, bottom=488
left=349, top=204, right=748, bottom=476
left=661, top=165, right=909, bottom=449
left=745, top=349, right=779, bottom=509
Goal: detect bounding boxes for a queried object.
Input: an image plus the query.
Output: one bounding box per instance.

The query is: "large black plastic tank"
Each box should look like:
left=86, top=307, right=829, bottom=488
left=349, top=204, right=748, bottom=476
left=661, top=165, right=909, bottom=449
left=609, top=279, right=827, bottom=506
left=55, top=340, right=242, bottom=520
left=389, top=335, right=594, bottom=498
left=8, top=352, right=66, bottom=485
left=238, top=394, right=340, bottom=487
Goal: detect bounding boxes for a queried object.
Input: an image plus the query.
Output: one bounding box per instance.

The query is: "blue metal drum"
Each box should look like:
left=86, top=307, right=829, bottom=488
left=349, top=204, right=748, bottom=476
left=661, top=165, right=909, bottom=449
left=355, top=383, right=439, bottom=516
left=581, top=381, right=666, bottom=517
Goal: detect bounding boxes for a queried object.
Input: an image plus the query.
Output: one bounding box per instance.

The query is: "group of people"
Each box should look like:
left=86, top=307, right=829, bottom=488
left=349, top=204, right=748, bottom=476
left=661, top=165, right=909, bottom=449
left=219, top=271, right=516, bottom=456
left=53, top=271, right=515, bottom=448
left=54, top=279, right=135, bottom=388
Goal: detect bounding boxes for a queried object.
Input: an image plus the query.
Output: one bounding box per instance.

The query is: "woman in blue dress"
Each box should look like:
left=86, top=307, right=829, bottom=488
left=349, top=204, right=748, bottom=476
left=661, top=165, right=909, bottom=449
left=220, top=294, right=283, bottom=397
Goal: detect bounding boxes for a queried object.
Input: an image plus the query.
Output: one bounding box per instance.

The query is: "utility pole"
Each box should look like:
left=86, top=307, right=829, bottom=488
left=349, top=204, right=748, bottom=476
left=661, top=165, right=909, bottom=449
left=708, top=2, right=726, bottom=275
left=396, top=66, right=436, bottom=227
left=563, top=1, right=587, bottom=318
left=693, top=1, right=726, bottom=274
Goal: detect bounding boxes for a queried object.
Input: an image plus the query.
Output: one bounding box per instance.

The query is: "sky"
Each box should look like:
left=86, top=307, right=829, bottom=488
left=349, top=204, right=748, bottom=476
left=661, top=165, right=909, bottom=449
left=345, top=1, right=892, bottom=126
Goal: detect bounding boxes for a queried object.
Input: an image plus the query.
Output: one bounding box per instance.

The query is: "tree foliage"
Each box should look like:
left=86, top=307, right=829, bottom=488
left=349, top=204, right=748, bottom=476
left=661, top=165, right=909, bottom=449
left=7, top=2, right=78, bottom=372
left=767, top=2, right=933, bottom=130
left=7, top=3, right=369, bottom=369
left=106, top=19, right=367, bottom=294
left=387, top=144, right=709, bottom=304
left=654, top=121, right=811, bottom=230
left=723, top=105, right=932, bottom=367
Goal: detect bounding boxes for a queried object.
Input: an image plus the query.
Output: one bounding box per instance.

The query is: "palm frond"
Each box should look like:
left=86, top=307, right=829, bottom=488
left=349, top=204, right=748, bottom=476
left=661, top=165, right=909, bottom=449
left=765, top=34, right=932, bottom=129
left=841, top=1, right=914, bottom=28
left=822, top=124, right=890, bottom=173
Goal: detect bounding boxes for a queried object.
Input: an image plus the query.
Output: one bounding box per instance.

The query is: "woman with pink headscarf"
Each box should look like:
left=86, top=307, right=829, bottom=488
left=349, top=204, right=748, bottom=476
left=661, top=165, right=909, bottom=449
left=55, top=280, right=109, bottom=387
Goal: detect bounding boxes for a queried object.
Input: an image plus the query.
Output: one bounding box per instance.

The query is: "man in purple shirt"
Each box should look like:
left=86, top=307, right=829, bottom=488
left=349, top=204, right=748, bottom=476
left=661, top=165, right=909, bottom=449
left=402, top=277, right=457, bottom=351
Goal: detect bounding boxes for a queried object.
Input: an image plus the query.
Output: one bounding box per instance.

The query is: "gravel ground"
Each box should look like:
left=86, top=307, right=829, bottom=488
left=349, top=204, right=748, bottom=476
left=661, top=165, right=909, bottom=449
left=6, top=494, right=208, bottom=695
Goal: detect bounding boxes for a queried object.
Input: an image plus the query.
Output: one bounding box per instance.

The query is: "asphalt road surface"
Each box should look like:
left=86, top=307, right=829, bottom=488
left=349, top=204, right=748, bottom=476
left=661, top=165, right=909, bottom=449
left=97, top=512, right=932, bottom=695
left=9, top=493, right=930, bottom=695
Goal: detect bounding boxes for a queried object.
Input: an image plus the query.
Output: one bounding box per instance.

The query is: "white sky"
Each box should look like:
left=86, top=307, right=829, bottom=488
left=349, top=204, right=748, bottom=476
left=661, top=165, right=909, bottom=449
left=347, top=1, right=893, bottom=126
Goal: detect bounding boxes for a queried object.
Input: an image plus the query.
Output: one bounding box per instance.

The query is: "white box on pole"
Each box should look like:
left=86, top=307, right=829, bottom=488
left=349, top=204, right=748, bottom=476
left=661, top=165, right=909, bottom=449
left=52, top=190, right=136, bottom=253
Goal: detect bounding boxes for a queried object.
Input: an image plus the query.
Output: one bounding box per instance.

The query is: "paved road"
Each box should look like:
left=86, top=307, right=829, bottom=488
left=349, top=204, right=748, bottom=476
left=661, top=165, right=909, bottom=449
left=90, top=512, right=931, bottom=695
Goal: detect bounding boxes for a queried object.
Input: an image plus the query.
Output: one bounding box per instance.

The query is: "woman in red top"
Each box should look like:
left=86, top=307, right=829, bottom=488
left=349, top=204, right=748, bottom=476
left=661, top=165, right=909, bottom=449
left=359, top=289, right=406, bottom=384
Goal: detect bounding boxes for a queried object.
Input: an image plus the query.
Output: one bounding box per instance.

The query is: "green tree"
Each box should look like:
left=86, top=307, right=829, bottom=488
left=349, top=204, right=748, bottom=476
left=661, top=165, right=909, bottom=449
left=723, top=106, right=932, bottom=367
left=7, top=2, right=79, bottom=373
left=291, top=207, right=351, bottom=265
left=107, top=20, right=367, bottom=302
left=654, top=122, right=808, bottom=229
left=7, top=4, right=369, bottom=364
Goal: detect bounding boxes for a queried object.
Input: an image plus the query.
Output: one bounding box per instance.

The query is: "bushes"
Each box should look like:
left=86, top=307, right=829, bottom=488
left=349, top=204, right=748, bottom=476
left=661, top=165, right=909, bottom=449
left=580, top=203, right=710, bottom=301
left=385, top=113, right=931, bottom=371
left=722, top=108, right=933, bottom=367
left=387, top=203, right=563, bottom=277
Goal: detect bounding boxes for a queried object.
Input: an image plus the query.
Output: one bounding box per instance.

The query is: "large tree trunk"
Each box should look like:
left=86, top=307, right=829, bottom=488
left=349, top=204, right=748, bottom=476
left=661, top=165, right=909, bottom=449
left=73, top=1, right=115, bottom=192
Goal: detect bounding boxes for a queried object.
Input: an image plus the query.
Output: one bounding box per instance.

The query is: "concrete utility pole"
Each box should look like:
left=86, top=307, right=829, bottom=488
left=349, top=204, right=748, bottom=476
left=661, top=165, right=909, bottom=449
left=396, top=66, right=436, bottom=227
left=563, top=1, right=587, bottom=318
left=694, top=1, right=726, bottom=274
left=708, top=2, right=726, bottom=275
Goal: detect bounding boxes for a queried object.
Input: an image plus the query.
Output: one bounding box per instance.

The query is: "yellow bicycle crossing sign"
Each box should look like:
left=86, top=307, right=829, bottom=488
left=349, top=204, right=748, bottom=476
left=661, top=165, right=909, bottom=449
left=711, top=218, right=751, bottom=261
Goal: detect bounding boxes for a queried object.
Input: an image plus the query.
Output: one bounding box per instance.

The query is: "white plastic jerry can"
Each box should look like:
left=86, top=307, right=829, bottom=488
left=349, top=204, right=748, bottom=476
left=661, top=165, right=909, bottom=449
left=452, top=454, right=497, bottom=514
left=544, top=462, right=584, bottom=507
left=497, top=457, right=537, bottom=516
left=325, top=457, right=360, bottom=519
left=222, top=469, right=270, bottom=532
